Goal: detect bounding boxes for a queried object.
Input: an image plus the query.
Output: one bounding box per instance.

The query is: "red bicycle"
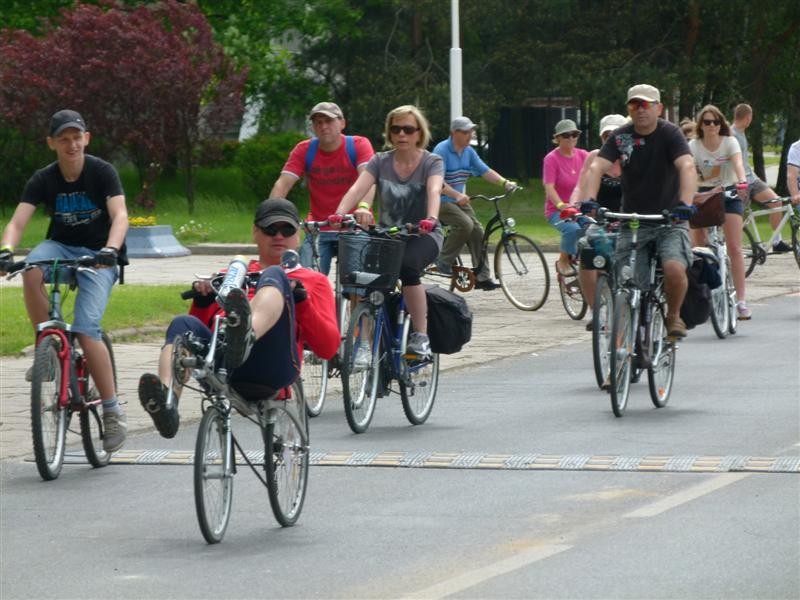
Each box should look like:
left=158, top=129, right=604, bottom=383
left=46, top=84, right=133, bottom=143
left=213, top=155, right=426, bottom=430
left=7, top=257, right=117, bottom=480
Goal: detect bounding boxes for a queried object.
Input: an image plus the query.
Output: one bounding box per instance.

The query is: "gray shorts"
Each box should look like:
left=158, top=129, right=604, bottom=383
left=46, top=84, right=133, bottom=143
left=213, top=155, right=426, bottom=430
left=748, top=177, right=771, bottom=198
left=614, top=224, right=693, bottom=289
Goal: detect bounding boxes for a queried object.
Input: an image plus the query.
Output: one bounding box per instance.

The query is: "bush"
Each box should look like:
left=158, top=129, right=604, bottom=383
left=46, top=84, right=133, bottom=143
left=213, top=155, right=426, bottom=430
left=195, top=138, right=240, bottom=168
left=235, top=131, right=306, bottom=202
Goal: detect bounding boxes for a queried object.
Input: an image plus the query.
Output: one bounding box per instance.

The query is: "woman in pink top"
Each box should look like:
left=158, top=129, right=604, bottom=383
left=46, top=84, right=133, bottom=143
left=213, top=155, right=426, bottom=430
left=543, top=119, right=589, bottom=275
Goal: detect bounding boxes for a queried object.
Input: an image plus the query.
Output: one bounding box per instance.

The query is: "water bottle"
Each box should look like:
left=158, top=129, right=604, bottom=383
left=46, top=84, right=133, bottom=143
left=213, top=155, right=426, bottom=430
left=216, top=255, right=248, bottom=305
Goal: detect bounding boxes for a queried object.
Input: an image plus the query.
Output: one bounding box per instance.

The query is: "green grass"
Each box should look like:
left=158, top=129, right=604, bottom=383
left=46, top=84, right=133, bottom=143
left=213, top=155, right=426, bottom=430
left=0, top=284, right=188, bottom=355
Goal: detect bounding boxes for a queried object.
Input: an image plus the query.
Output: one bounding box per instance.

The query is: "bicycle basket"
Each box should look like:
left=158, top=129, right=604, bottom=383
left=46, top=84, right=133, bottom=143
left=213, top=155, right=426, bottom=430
left=338, top=233, right=405, bottom=290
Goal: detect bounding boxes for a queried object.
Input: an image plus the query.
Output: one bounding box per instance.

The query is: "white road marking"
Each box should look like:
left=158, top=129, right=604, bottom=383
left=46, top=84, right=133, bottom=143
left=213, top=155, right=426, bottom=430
left=403, top=543, right=572, bottom=600
left=624, top=473, right=751, bottom=518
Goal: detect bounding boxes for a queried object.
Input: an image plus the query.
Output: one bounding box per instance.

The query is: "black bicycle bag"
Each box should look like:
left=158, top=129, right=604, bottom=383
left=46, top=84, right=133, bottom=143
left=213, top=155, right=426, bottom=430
left=425, top=285, right=473, bottom=354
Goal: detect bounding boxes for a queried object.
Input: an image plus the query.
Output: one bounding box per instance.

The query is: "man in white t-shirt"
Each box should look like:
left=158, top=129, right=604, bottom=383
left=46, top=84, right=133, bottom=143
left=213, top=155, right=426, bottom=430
left=731, top=103, right=791, bottom=252
left=787, top=139, right=800, bottom=206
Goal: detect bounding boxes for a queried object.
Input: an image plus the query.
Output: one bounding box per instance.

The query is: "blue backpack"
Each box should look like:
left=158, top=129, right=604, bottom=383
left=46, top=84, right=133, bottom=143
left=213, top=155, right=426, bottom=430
left=305, top=135, right=357, bottom=173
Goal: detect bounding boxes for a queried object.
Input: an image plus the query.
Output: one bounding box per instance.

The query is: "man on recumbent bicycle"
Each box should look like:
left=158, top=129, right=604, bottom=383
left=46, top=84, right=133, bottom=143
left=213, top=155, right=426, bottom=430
left=137, top=199, right=340, bottom=438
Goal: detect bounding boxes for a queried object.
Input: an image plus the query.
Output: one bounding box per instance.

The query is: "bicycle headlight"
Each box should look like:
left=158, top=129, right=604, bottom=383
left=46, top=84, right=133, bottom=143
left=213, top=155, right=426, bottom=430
left=592, top=255, right=607, bottom=269
left=505, top=217, right=516, bottom=228
left=369, top=290, right=384, bottom=306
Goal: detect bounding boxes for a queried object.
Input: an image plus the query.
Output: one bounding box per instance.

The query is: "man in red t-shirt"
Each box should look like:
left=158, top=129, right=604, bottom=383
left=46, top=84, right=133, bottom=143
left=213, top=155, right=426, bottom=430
left=137, top=199, right=339, bottom=438
left=270, top=102, right=375, bottom=274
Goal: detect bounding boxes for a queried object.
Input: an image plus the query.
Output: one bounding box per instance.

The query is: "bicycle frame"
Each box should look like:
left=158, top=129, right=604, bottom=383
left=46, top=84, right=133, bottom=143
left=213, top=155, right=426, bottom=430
left=743, top=199, right=795, bottom=249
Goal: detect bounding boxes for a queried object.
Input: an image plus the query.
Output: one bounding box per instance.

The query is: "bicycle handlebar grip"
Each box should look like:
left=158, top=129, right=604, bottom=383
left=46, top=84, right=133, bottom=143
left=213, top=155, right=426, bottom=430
left=181, top=289, right=200, bottom=300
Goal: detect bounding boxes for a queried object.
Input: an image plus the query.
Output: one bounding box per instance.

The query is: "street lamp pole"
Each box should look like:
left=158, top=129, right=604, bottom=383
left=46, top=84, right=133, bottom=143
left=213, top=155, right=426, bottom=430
left=450, top=0, right=462, bottom=121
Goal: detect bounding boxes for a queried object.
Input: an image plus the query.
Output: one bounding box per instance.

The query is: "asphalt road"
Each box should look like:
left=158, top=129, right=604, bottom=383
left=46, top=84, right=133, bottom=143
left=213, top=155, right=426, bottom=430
left=1, top=294, right=798, bottom=599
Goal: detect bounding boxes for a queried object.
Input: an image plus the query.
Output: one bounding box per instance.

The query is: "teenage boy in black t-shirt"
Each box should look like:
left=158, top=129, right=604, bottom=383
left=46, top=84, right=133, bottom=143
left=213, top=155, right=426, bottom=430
left=0, top=110, right=130, bottom=452
left=582, top=84, right=697, bottom=338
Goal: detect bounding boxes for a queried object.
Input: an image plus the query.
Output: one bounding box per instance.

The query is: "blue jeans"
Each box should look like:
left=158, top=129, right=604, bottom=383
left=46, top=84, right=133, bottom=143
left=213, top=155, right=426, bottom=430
left=299, top=232, right=339, bottom=275
left=25, top=240, right=117, bottom=339
left=165, top=266, right=299, bottom=392
left=548, top=212, right=589, bottom=255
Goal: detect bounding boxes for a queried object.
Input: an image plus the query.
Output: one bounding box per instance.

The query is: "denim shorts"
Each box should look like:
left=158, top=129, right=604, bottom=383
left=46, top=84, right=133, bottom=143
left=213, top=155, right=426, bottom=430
left=25, top=240, right=117, bottom=339
left=614, top=224, right=693, bottom=289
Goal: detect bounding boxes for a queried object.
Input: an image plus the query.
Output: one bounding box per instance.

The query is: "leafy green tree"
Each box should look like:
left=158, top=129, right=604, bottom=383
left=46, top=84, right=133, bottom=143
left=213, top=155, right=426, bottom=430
left=0, top=0, right=247, bottom=212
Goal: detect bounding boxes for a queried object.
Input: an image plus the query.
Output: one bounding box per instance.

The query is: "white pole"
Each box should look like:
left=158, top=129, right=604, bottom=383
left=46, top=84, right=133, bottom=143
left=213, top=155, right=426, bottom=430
left=450, top=0, right=462, bottom=122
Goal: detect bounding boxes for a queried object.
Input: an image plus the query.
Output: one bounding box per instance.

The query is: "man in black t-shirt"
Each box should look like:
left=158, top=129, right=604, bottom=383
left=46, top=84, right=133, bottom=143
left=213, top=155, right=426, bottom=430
left=582, top=84, right=697, bottom=338
left=0, top=110, right=130, bottom=452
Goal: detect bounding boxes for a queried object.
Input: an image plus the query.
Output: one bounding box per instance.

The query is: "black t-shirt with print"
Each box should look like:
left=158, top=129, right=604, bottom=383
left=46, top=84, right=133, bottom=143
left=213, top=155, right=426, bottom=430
left=598, top=119, right=690, bottom=213
left=21, top=154, right=128, bottom=264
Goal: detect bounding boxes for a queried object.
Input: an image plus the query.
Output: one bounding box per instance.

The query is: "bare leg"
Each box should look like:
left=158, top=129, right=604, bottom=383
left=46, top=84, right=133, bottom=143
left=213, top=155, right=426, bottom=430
left=249, top=285, right=284, bottom=338
left=723, top=213, right=746, bottom=302
left=21, top=269, right=49, bottom=333
left=662, top=259, right=688, bottom=320
left=578, top=268, right=597, bottom=309
left=403, top=284, right=427, bottom=333
left=78, top=334, right=117, bottom=402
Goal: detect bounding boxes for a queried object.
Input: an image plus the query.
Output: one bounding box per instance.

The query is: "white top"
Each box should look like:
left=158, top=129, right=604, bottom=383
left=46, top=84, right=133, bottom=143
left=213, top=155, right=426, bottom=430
left=689, top=136, right=742, bottom=188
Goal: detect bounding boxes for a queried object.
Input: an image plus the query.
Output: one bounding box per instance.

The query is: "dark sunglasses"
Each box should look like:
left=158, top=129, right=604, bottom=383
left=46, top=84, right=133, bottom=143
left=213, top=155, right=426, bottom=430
left=259, top=223, right=297, bottom=237
left=702, top=119, right=721, bottom=126
left=627, top=99, right=655, bottom=110
left=560, top=132, right=580, bottom=139
left=389, top=125, right=420, bottom=135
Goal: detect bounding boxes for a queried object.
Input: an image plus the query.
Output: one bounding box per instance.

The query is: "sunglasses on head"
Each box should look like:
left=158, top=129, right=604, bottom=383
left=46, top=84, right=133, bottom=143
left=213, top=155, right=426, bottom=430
left=627, top=99, right=655, bottom=110
left=702, top=119, right=721, bottom=126
left=259, top=223, right=297, bottom=237
left=389, top=125, right=420, bottom=135
left=560, top=132, right=580, bottom=139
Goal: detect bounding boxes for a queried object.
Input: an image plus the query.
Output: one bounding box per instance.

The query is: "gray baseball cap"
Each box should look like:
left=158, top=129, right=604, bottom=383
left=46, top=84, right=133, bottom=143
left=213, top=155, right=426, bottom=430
left=309, top=102, right=344, bottom=119
left=450, top=116, right=477, bottom=131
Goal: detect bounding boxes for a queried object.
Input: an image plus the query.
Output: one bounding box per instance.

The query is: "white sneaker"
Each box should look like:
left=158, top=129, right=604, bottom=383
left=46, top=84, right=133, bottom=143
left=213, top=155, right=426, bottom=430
left=737, top=301, right=752, bottom=320
left=406, top=332, right=431, bottom=357
left=353, top=344, right=372, bottom=370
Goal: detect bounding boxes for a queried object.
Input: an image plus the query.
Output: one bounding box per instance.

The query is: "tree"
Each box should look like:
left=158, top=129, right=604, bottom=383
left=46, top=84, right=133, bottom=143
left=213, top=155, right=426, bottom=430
left=0, top=0, right=247, bottom=212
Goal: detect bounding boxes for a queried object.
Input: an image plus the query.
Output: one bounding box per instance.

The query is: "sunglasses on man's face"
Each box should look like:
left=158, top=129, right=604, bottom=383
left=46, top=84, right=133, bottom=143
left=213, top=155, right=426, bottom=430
left=560, top=132, right=579, bottom=139
left=389, top=125, right=420, bottom=135
left=259, top=223, right=297, bottom=237
left=627, top=99, right=655, bottom=110
left=702, top=119, right=721, bottom=126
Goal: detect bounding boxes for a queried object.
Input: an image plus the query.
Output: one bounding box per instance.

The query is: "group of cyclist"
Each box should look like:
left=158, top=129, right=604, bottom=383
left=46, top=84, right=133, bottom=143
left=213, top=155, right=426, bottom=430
left=3, top=84, right=796, bottom=453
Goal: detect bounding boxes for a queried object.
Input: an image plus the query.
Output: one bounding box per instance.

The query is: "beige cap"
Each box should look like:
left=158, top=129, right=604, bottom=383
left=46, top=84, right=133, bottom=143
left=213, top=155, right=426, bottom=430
left=627, top=84, right=660, bottom=103
left=309, top=102, right=344, bottom=119
left=599, top=114, right=628, bottom=136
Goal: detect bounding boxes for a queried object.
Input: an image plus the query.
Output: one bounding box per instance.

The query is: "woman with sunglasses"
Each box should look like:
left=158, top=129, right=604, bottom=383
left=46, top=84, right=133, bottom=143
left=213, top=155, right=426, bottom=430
left=331, top=105, right=444, bottom=356
left=543, top=119, right=589, bottom=277
left=688, top=104, right=751, bottom=319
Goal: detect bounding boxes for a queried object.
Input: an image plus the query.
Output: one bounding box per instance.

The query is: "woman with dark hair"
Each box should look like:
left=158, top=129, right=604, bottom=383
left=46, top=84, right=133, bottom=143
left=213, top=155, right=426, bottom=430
left=689, top=104, right=751, bottom=319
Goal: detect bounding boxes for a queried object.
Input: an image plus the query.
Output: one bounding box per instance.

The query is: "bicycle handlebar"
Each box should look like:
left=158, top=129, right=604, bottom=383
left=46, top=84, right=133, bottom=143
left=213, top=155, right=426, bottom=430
left=469, top=185, right=523, bottom=204
left=4, top=256, right=97, bottom=279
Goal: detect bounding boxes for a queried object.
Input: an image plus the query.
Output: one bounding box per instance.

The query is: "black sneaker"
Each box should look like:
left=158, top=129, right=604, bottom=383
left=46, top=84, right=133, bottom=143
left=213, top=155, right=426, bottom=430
left=475, top=279, right=501, bottom=291
left=138, top=373, right=179, bottom=438
left=772, top=240, right=792, bottom=254
left=223, top=287, right=255, bottom=369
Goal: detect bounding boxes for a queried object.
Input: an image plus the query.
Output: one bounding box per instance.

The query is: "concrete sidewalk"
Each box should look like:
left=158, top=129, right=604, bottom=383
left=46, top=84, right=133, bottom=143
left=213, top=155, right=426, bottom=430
left=1, top=250, right=798, bottom=461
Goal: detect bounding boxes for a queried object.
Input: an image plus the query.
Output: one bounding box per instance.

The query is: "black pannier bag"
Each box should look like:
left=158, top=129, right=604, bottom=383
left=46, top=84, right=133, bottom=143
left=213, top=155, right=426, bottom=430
left=425, top=285, right=473, bottom=354
left=680, top=256, right=712, bottom=329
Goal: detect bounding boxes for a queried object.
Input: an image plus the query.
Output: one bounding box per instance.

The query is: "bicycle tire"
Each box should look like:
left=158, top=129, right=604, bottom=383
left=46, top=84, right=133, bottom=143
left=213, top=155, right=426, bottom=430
left=609, top=291, right=633, bottom=417
left=709, top=255, right=730, bottom=339
left=341, top=303, right=379, bottom=433
left=30, top=335, right=68, bottom=481
left=647, top=297, right=675, bottom=408
left=558, top=269, right=587, bottom=320
left=194, top=406, right=233, bottom=544
left=494, top=233, right=550, bottom=311
left=742, top=224, right=759, bottom=278
left=80, top=332, right=116, bottom=467
left=399, top=318, right=439, bottom=425
left=791, top=215, right=800, bottom=270
left=266, top=381, right=309, bottom=527
left=592, top=273, right=613, bottom=390
left=726, top=254, right=738, bottom=335
left=302, top=348, right=328, bottom=417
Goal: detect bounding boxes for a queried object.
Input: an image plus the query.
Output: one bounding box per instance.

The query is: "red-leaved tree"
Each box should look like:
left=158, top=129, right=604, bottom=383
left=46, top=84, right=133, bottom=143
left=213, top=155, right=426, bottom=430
left=0, top=0, right=247, bottom=212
